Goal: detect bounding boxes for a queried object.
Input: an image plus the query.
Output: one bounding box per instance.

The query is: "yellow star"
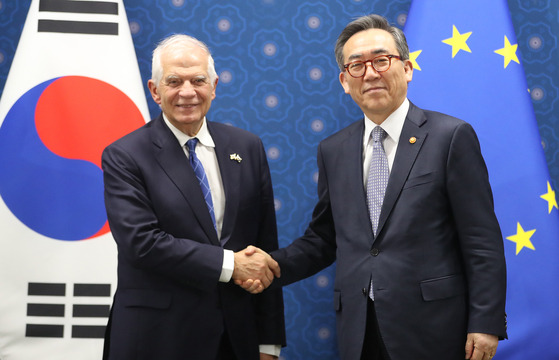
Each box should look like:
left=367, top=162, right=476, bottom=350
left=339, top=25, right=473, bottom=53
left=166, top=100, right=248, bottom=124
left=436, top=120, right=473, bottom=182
left=540, top=181, right=558, bottom=213
left=442, top=25, right=472, bottom=58
left=506, top=222, right=536, bottom=255
left=409, top=50, right=422, bottom=71
left=494, top=35, right=520, bottom=68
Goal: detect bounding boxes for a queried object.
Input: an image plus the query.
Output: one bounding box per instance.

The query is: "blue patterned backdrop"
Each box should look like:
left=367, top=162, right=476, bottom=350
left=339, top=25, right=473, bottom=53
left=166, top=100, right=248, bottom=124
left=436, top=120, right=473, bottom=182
left=1, top=1, right=558, bottom=359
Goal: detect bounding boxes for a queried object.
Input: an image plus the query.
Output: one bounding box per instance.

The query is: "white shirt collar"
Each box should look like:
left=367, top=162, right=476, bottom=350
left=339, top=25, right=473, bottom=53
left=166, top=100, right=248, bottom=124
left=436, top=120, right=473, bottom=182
left=162, top=114, right=215, bottom=148
left=363, top=98, right=409, bottom=143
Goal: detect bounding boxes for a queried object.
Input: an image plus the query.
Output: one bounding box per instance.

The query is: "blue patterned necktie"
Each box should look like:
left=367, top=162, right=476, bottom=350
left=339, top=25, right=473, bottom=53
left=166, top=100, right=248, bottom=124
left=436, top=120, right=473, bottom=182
left=367, top=126, right=389, bottom=236
left=366, top=126, right=389, bottom=300
left=186, top=138, right=217, bottom=231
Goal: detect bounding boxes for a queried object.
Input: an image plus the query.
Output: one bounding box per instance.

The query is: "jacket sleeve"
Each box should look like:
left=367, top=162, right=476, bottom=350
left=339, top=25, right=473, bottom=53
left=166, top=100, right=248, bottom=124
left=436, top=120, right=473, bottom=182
left=271, top=141, right=337, bottom=287
left=102, top=142, right=224, bottom=292
left=446, top=122, right=507, bottom=339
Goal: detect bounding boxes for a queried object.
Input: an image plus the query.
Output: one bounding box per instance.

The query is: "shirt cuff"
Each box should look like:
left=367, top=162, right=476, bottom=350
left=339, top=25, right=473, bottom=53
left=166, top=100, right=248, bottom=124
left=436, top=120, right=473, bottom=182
left=219, top=249, right=234, bottom=282
left=259, top=344, right=281, bottom=357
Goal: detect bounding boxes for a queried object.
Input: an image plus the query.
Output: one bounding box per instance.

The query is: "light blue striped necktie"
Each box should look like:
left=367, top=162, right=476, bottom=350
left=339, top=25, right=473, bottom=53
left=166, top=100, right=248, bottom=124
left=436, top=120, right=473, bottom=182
left=366, top=126, right=389, bottom=300
left=186, top=138, right=217, bottom=231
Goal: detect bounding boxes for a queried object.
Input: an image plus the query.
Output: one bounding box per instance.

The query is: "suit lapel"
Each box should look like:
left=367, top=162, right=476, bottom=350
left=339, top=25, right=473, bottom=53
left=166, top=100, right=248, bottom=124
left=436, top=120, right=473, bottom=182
left=376, top=104, right=428, bottom=238
left=340, top=121, right=375, bottom=238
left=151, top=115, right=220, bottom=246
left=207, top=122, right=239, bottom=246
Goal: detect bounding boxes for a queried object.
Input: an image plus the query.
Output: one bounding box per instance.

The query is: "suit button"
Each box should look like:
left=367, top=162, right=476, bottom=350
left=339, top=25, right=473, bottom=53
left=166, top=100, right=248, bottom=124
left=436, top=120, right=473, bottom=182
left=370, top=248, right=380, bottom=256
left=362, top=288, right=367, bottom=295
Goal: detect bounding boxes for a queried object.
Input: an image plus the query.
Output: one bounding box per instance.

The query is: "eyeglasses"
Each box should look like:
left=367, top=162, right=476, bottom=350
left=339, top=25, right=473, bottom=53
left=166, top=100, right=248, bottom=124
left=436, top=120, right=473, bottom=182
left=343, top=54, right=401, bottom=78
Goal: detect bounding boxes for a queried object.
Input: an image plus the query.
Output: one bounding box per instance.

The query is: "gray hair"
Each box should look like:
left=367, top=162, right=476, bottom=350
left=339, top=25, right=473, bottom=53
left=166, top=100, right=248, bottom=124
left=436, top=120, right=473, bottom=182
left=334, top=14, right=410, bottom=71
left=151, top=34, right=218, bottom=87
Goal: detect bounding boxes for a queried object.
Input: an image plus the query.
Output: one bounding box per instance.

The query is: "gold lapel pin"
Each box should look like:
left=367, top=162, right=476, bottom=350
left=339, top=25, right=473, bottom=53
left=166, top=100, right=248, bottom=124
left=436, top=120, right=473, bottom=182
left=409, top=137, right=417, bottom=144
left=230, top=153, right=242, bottom=163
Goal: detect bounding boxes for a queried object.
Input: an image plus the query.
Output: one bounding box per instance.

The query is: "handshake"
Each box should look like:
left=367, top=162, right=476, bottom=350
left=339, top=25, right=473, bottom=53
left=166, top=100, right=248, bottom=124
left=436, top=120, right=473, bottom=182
left=232, top=246, right=280, bottom=294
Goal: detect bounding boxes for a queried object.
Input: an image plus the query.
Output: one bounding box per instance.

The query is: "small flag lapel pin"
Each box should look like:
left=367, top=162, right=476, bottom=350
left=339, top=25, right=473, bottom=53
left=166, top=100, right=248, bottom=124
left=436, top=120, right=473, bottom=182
left=230, top=153, right=242, bottom=163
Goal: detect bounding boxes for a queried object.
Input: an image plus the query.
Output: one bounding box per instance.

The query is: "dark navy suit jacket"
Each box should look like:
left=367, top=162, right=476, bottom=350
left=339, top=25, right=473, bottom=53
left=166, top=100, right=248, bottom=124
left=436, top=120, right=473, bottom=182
left=101, top=114, right=285, bottom=360
left=273, top=102, right=507, bottom=360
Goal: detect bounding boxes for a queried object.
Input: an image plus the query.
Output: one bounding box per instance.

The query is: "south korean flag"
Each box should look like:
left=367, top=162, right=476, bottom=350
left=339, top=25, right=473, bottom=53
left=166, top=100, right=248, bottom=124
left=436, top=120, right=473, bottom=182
left=0, top=1, right=149, bottom=359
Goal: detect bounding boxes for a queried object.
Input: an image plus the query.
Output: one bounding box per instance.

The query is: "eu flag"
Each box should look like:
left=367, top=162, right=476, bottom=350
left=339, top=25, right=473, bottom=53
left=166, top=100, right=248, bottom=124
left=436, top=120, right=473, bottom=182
left=404, top=1, right=559, bottom=359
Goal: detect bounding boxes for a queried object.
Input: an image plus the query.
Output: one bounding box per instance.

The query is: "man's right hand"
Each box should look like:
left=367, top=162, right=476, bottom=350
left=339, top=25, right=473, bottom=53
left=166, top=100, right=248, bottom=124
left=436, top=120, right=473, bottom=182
left=232, top=246, right=280, bottom=294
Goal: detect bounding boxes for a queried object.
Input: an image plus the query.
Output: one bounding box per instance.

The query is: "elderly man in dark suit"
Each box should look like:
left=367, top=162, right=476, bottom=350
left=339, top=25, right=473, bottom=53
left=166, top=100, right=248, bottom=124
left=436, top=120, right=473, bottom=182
left=102, top=34, right=285, bottom=360
left=241, top=14, right=507, bottom=360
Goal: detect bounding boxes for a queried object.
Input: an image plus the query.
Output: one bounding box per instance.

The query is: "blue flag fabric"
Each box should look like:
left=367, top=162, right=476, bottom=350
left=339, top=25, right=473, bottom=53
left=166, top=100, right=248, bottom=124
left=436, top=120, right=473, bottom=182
left=404, top=1, right=559, bottom=359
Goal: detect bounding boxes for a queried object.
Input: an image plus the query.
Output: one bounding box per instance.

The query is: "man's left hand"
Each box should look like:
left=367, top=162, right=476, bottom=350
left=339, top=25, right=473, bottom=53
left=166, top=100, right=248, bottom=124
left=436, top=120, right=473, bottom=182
left=465, top=332, right=498, bottom=360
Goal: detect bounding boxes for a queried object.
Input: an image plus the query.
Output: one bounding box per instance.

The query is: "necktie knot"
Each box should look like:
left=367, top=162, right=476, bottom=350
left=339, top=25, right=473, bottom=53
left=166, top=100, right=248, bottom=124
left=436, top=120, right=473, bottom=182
left=186, top=138, right=199, bottom=154
left=372, top=126, right=387, bottom=143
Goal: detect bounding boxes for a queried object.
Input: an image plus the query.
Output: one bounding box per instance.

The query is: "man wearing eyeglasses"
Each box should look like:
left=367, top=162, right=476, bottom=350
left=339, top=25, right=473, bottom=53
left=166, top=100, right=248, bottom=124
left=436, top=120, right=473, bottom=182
left=241, top=13, right=507, bottom=360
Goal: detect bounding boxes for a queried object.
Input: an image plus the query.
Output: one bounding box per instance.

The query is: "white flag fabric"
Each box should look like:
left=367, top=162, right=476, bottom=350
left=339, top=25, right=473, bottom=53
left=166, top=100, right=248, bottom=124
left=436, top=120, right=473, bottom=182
left=0, top=0, right=149, bottom=358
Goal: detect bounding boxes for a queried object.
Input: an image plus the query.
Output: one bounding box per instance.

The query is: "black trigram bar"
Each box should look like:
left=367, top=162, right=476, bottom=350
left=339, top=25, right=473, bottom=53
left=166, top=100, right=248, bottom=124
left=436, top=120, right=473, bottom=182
left=72, top=325, right=106, bottom=339
left=26, top=324, right=64, bottom=338
left=74, top=283, right=111, bottom=297
left=27, top=303, right=65, bottom=317
left=28, top=282, right=65, bottom=296
left=39, top=0, right=118, bottom=14
left=73, top=304, right=110, bottom=318
left=38, top=19, right=118, bottom=35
